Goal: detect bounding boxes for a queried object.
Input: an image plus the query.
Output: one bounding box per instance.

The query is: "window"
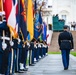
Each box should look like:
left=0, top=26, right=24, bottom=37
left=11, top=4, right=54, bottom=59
left=61, top=15, right=66, bottom=21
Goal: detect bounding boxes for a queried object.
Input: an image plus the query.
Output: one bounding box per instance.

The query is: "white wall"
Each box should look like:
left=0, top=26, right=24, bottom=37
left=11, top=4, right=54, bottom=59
left=47, top=30, right=53, bottom=47
left=52, top=0, right=76, bottom=25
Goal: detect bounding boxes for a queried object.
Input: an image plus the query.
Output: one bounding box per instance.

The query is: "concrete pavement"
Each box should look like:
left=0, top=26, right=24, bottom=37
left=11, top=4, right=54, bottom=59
left=15, top=54, right=76, bottom=75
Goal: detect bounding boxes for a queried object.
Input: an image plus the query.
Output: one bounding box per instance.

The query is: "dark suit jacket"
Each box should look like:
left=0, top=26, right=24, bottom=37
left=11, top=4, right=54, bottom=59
left=58, top=31, right=74, bottom=50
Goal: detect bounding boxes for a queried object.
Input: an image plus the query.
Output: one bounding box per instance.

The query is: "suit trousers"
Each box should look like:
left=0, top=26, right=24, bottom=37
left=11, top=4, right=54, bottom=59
left=61, top=50, right=70, bottom=68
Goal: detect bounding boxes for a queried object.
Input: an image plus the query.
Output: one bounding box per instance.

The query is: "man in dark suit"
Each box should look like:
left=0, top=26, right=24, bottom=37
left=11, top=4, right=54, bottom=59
left=58, top=25, right=74, bottom=70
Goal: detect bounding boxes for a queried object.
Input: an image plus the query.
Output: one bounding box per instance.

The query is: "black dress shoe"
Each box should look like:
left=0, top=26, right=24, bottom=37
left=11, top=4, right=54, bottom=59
left=9, top=73, right=13, bottom=75
left=64, top=68, right=68, bottom=70
left=15, top=71, right=19, bottom=73
left=18, top=69, right=25, bottom=73
left=29, top=64, right=35, bottom=66
left=23, top=68, right=28, bottom=71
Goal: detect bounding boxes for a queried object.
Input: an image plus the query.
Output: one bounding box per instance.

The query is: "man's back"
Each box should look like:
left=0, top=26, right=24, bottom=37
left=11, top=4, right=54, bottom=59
left=58, top=30, right=74, bottom=50
left=58, top=25, right=74, bottom=70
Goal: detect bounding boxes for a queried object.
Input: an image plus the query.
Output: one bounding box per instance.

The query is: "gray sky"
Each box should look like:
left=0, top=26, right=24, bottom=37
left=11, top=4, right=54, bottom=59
left=48, top=0, right=52, bottom=5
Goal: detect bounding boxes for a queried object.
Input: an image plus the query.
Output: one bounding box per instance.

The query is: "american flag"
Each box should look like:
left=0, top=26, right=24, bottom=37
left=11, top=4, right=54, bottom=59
left=3, top=0, right=18, bottom=38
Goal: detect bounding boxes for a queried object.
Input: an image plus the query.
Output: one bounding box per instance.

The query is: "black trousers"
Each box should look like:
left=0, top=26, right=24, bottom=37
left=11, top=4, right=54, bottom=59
left=1, top=49, right=10, bottom=75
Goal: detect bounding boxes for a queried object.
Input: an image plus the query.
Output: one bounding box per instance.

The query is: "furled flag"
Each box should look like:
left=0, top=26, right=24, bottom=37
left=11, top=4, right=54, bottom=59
left=27, top=0, right=34, bottom=41
left=42, top=22, right=47, bottom=41
left=19, top=0, right=27, bottom=41
left=34, top=10, right=43, bottom=39
left=3, top=0, right=18, bottom=38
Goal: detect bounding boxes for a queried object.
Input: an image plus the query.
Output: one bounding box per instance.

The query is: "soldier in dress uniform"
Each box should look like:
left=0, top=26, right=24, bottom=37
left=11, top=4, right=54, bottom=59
left=0, top=12, right=6, bottom=74
left=29, top=38, right=35, bottom=66
left=24, top=40, right=30, bottom=70
left=1, top=27, right=11, bottom=75
left=43, top=41, right=46, bottom=56
left=34, top=39, right=38, bottom=62
left=17, top=32, right=24, bottom=73
left=45, top=41, right=48, bottom=55
left=11, top=37, right=18, bottom=74
left=31, top=38, right=36, bottom=64
left=58, top=25, right=74, bottom=70
left=18, top=31, right=29, bottom=72
left=0, top=11, right=11, bottom=75
left=43, top=41, right=48, bottom=56
left=36, top=39, right=41, bottom=61
left=39, top=41, right=43, bottom=58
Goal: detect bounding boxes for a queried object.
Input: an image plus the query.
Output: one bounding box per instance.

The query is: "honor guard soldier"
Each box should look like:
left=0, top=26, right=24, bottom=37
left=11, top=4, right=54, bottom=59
left=18, top=32, right=24, bottom=73
left=34, top=39, right=37, bottom=62
left=58, top=25, right=74, bottom=70
left=18, top=31, right=29, bottom=73
left=0, top=12, right=11, bottom=75
left=24, top=41, right=30, bottom=70
left=32, top=39, right=37, bottom=64
left=43, top=41, right=48, bottom=56
left=39, top=41, right=43, bottom=58
left=42, top=41, right=46, bottom=56
left=29, top=38, right=35, bottom=66
left=11, top=37, right=18, bottom=74
left=45, top=41, right=48, bottom=55
left=36, top=39, right=41, bottom=61
left=1, top=27, right=11, bottom=75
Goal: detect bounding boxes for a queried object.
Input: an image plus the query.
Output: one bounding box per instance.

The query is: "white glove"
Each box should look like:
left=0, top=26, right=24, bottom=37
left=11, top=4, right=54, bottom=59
left=42, top=44, right=44, bottom=47
left=18, top=38, right=21, bottom=43
left=23, top=44, right=25, bottom=48
left=45, top=45, right=47, bottom=48
left=38, top=44, right=41, bottom=48
left=27, top=42, right=29, bottom=46
left=44, top=45, right=46, bottom=48
left=36, top=46, right=37, bottom=49
left=2, top=42, right=7, bottom=50
left=71, top=49, right=74, bottom=51
left=34, top=45, right=37, bottom=48
left=10, top=41, right=14, bottom=46
left=27, top=42, right=30, bottom=47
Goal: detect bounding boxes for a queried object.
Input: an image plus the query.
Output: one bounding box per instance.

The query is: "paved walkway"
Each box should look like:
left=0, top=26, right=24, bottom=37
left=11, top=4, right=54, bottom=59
left=15, top=54, right=76, bottom=75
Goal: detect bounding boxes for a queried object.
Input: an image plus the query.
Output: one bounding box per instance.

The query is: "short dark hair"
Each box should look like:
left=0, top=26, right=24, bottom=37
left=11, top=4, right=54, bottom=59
left=63, top=25, right=68, bottom=29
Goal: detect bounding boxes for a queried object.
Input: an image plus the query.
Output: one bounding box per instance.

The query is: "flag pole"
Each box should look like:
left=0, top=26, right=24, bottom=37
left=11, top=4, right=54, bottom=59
left=3, top=30, right=5, bottom=43
left=10, top=34, right=13, bottom=74
left=0, top=0, right=3, bottom=12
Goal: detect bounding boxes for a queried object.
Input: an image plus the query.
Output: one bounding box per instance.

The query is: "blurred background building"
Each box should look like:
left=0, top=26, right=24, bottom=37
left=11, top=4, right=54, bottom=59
left=42, top=0, right=76, bottom=30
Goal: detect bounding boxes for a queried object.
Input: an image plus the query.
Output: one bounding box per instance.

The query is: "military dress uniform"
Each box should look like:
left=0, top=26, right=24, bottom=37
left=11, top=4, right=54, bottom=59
left=43, top=42, right=46, bottom=56
left=18, top=41, right=29, bottom=72
left=11, top=38, right=18, bottom=74
left=45, top=42, right=48, bottom=55
left=0, top=36, right=3, bottom=74
left=22, top=43, right=28, bottom=68
left=34, top=43, right=37, bottom=62
left=29, top=42, right=34, bottom=65
left=18, top=31, right=30, bottom=72
left=18, top=38, right=24, bottom=72
left=39, top=42, right=43, bottom=58
left=36, top=43, right=40, bottom=61
left=0, top=12, right=11, bottom=75
left=1, top=29, right=11, bottom=75
left=24, top=42, right=30, bottom=69
left=58, top=26, right=74, bottom=70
